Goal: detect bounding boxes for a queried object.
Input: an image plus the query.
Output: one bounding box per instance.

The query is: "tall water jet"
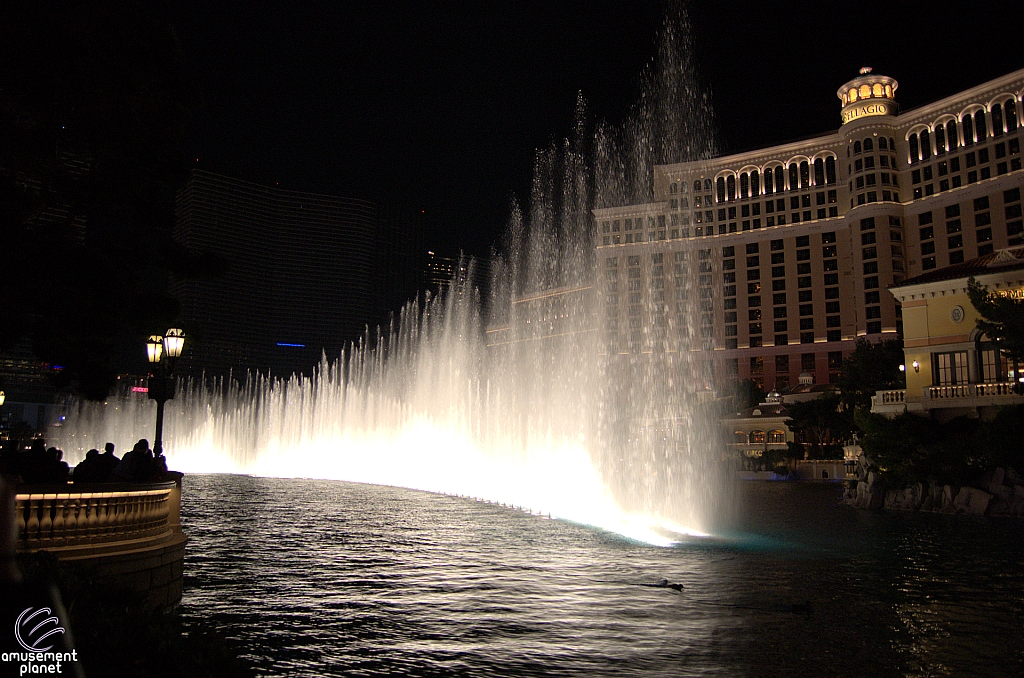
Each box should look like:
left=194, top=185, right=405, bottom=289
left=55, top=6, right=737, bottom=542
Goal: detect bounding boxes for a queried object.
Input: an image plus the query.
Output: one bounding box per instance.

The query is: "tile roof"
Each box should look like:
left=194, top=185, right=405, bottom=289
left=892, top=246, right=1024, bottom=288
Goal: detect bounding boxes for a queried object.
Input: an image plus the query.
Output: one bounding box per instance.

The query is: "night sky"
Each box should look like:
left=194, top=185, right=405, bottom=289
left=176, top=1, right=1024, bottom=257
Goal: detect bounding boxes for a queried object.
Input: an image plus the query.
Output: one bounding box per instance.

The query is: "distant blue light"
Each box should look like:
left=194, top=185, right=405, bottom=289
left=276, top=343, right=305, bottom=348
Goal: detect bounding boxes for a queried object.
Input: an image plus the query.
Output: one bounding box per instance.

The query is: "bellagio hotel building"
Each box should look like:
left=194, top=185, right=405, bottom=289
left=593, top=67, right=1024, bottom=389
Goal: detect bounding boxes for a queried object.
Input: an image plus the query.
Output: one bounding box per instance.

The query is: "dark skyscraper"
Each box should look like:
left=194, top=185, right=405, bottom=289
left=173, top=171, right=420, bottom=378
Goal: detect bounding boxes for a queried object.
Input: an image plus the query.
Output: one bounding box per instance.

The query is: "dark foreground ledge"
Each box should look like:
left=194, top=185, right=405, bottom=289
left=13, top=476, right=187, bottom=611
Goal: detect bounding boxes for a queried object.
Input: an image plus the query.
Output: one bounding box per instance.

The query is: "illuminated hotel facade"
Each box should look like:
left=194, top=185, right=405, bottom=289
left=594, top=68, right=1024, bottom=388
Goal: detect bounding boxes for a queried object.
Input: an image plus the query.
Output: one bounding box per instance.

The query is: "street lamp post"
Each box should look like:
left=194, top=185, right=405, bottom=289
left=147, top=329, right=185, bottom=457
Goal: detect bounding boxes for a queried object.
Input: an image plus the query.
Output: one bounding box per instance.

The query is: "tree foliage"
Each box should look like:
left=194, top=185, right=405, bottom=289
left=856, top=407, right=1024, bottom=488
left=968, top=276, right=1024, bottom=392
left=0, top=2, right=221, bottom=399
left=727, top=379, right=766, bottom=412
left=785, top=392, right=854, bottom=454
left=836, top=338, right=905, bottom=410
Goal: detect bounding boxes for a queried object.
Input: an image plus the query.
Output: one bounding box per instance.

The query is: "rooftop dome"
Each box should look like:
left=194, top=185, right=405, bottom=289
left=837, top=68, right=898, bottom=125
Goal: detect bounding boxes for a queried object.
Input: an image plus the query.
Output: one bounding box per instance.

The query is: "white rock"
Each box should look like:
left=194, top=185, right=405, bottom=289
left=953, top=487, right=992, bottom=515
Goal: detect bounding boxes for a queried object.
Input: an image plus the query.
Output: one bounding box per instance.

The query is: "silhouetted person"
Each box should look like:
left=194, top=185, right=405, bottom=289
left=114, top=439, right=153, bottom=482
left=151, top=452, right=168, bottom=479
left=47, top=448, right=70, bottom=483
left=111, top=441, right=139, bottom=481
left=19, top=439, right=49, bottom=483
left=132, top=445, right=155, bottom=481
left=94, top=442, right=120, bottom=482
left=74, top=449, right=100, bottom=483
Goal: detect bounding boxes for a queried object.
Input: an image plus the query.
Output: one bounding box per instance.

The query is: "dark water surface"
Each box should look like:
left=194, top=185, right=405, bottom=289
left=179, top=475, right=1024, bottom=677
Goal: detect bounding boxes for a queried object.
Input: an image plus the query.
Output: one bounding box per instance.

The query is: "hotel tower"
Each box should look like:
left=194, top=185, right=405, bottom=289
left=594, top=68, right=1024, bottom=389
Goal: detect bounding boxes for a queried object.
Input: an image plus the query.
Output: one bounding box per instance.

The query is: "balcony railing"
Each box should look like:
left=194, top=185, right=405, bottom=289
left=927, top=382, right=1020, bottom=400
left=875, top=389, right=906, bottom=404
left=15, top=480, right=180, bottom=554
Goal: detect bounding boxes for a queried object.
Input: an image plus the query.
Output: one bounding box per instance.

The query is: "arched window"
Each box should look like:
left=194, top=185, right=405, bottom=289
left=854, top=140, right=862, bottom=154
left=813, top=158, right=825, bottom=186
left=734, top=430, right=747, bottom=444
left=726, top=175, right=736, bottom=201
left=885, top=84, right=892, bottom=98
left=872, top=83, right=883, bottom=97
left=750, top=170, right=760, bottom=197
left=1006, top=99, right=1019, bottom=132
left=920, top=129, right=931, bottom=160
left=825, top=157, right=837, bottom=184
left=908, top=133, right=919, bottom=163
left=694, top=180, right=702, bottom=194
left=788, top=164, right=798, bottom=191
left=749, top=430, right=766, bottom=445
left=889, top=137, right=895, bottom=150
left=962, top=113, right=975, bottom=145
left=800, top=161, right=810, bottom=189
left=704, top=178, right=713, bottom=193
left=716, top=177, right=726, bottom=203
left=946, top=120, right=959, bottom=150
left=992, top=103, right=1004, bottom=136
left=935, top=125, right=946, bottom=155
left=859, top=84, right=871, bottom=99
left=680, top=197, right=688, bottom=208
left=670, top=183, right=678, bottom=195
left=879, top=137, right=888, bottom=150
left=863, top=137, right=874, bottom=152
left=848, top=87, right=858, bottom=103
left=740, top=173, right=749, bottom=199
left=764, top=168, right=774, bottom=194
left=767, top=430, right=786, bottom=444
left=975, top=109, right=987, bottom=142
left=774, top=166, right=785, bottom=194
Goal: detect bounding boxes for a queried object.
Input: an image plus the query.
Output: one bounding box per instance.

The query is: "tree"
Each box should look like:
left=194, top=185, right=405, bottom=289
left=0, top=3, right=220, bottom=399
left=785, top=393, right=855, bottom=458
left=836, top=338, right=906, bottom=410
left=727, top=379, right=766, bottom=412
left=967, top=276, right=1024, bottom=393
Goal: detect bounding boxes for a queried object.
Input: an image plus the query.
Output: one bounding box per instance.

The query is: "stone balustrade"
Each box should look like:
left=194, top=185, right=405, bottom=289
left=13, top=479, right=187, bottom=610
left=15, top=481, right=177, bottom=553
left=927, top=382, right=1018, bottom=400
left=876, top=389, right=906, bottom=404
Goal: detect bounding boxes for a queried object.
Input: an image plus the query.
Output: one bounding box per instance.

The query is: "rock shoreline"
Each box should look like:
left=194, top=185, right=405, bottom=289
left=842, top=456, right=1024, bottom=517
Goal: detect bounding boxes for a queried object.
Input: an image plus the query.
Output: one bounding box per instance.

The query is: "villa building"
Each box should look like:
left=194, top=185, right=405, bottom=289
left=872, top=245, right=1024, bottom=420
left=595, top=68, right=1024, bottom=390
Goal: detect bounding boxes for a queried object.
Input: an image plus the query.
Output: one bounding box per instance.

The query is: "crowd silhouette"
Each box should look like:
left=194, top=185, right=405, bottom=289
left=0, top=438, right=168, bottom=485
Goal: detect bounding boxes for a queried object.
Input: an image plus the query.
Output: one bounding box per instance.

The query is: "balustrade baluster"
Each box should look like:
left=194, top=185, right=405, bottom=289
left=64, top=495, right=79, bottom=538
left=51, top=496, right=67, bottom=545
left=109, top=494, right=121, bottom=534
left=96, top=495, right=110, bottom=534
left=85, top=495, right=100, bottom=536
left=15, top=497, right=28, bottom=541
left=39, top=494, right=54, bottom=544
left=25, top=496, right=41, bottom=541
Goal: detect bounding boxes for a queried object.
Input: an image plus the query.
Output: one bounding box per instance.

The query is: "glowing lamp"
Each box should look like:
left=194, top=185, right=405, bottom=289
left=163, top=328, right=185, bottom=359
left=912, top=360, right=920, bottom=373
left=0, top=390, right=5, bottom=406
left=899, top=364, right=906, bottom=372
left=147, top=335, right=164, bottom=364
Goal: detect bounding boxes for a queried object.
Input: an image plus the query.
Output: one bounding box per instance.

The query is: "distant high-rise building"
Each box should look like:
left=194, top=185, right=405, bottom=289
left=172, top=171, right=419, bottom=377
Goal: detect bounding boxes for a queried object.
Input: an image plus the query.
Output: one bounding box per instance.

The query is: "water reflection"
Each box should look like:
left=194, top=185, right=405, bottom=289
left=179, top=476, right=1024, bottom=677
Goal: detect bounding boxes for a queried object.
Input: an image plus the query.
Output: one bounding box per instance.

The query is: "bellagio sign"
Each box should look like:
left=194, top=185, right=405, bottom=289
left=842, top=102, right=890, bottom=124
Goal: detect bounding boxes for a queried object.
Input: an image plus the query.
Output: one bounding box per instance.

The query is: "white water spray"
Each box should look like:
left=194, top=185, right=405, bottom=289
left=55, top=6, right=736, bottom=543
